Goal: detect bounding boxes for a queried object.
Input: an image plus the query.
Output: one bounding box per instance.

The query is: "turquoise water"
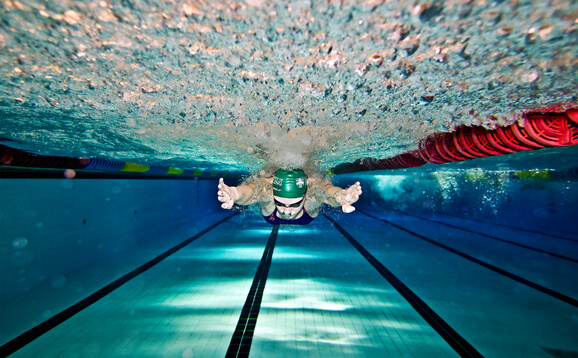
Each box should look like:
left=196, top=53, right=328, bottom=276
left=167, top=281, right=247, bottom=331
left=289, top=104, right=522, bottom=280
left=1, top=146, right=577, bottom=357
left=1, top=0, right=577, bottom=172
left=1, top=0, right=578, bottom=356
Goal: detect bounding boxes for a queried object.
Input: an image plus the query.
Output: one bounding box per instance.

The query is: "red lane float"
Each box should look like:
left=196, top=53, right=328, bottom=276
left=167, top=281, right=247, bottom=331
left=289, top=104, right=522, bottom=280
left=331, top=109, right=578, bottom=174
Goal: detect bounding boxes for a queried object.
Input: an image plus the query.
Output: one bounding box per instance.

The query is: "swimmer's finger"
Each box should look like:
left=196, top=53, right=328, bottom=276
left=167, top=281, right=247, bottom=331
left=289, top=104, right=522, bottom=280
left=218, top=190, right=232, bottom=202
left=342, top=204, right=355, bottom=213
left=221, top=200, right=234, bottom=209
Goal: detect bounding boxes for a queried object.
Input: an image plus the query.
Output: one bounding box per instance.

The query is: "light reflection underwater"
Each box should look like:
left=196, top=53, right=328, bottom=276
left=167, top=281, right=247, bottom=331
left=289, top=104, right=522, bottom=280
left=1, top=175, right=578, bottom=357
left=1, top=0, right=578, bottom=356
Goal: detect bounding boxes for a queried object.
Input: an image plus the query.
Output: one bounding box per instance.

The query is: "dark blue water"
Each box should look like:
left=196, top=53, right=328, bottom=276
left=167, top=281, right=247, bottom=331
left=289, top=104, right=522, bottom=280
left=1, top=147, right=578, bottom=357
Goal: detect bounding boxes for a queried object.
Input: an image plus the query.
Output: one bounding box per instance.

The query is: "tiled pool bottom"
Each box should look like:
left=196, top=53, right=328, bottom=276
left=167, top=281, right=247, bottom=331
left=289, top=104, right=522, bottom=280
left=2, top=211, right=577, bottom=357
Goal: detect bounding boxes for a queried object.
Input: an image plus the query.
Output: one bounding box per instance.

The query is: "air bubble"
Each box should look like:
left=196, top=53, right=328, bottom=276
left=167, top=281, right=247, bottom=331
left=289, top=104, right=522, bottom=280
left=398, top=60, right=415, bottom=77
left=0, top=0, right=573, bottom=173
left=298, top=83, right=326, bottom=97
left=12, top=237, right=28, bottom=249
left=355, top=64, right=369, bottom=77
left=520, top=71, right=539, bottom=83
left=368, top=54, right=383, bottom=68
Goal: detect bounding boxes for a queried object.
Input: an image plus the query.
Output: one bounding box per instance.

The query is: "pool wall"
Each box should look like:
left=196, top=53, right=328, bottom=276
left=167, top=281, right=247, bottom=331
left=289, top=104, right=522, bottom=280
left=0, top=179, right=221, bottom=303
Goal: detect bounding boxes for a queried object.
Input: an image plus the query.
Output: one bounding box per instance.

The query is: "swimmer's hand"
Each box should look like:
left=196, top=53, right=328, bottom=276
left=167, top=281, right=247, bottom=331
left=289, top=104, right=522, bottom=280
left=335, top=182, right=362, bottom=213
left=217, top=178, right=240, bottom=209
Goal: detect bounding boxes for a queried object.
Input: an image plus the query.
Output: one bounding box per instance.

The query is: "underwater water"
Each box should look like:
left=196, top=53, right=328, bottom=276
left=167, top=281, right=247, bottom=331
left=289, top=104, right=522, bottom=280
left=1, top=0, right=577, bottom=357
left=1, top=0, right=577, bottom=172
left=1, top=146, right=578, bottom=357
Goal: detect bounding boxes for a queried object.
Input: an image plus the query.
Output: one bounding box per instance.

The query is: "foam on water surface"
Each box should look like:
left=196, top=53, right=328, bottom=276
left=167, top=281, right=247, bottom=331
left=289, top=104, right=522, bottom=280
left=0, top=0, right=576, bottom=172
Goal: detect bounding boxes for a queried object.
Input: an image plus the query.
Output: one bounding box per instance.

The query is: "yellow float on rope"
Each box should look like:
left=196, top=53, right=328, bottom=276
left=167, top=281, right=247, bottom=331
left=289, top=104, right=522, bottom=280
left=514, top=170, right=551, bottom=180
left=166, top=167, right=184, bottom=175
left=121, top=162, right=150, bottom=173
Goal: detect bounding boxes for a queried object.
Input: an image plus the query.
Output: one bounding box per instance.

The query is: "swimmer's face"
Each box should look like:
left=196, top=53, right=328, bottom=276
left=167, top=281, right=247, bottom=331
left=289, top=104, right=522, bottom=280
left=274, top=196, right=305, bottom=220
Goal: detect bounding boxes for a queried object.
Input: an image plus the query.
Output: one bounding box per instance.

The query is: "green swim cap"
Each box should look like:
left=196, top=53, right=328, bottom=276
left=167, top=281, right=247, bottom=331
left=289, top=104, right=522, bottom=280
left=272, top=169, right=307, bottom=198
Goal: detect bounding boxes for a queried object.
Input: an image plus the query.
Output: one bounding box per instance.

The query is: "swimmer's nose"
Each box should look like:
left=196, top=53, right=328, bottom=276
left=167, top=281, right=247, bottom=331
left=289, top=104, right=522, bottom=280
left=278, top=207, right=291, bottom=215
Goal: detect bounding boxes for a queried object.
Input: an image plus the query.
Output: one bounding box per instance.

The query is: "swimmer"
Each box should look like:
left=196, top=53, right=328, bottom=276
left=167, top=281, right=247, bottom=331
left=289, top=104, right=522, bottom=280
left=217, top=168, right=362, bottom=225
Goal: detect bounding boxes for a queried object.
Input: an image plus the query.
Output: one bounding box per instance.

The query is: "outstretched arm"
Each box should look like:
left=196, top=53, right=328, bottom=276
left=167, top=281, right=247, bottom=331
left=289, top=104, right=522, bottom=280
left=217, top=178, right=259, bottom=209
left=323, top=181, right=362, bottom=213
left=218, top=178, right=273, bottom=209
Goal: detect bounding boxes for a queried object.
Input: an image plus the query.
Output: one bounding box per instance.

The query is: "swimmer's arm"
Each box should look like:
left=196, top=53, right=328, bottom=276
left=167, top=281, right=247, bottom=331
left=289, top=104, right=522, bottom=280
left=306, top=178, right=341, bottom=207
left=322, top=183, right=345, bottom=207
left=309, top=178, right=362, bottom=213
left=236, top=178, right=273, bottom=205
left=233, top=184, right=258, bottom=205
left=218, top=178, right=271, bottom=208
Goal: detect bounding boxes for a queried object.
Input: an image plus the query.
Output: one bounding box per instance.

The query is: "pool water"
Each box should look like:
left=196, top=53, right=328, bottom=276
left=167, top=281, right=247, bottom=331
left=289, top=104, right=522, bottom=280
left=1, top=0, right=577, bottom=356
left=1, top=146, right=577, bottom=357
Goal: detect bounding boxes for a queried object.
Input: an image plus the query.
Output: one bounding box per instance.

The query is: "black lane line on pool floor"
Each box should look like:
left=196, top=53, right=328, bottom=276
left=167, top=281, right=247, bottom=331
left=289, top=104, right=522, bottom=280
left=323, top=213, right=483, bottom=358
left=226, top=225, right=279, bottom=358
left=0, top=212, right=239, bottom=358
left=359, top=211, right=578, bottom=308
left=388, top=208, right=578, bottom=244
left=376, top=210, right=578, bottom=264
